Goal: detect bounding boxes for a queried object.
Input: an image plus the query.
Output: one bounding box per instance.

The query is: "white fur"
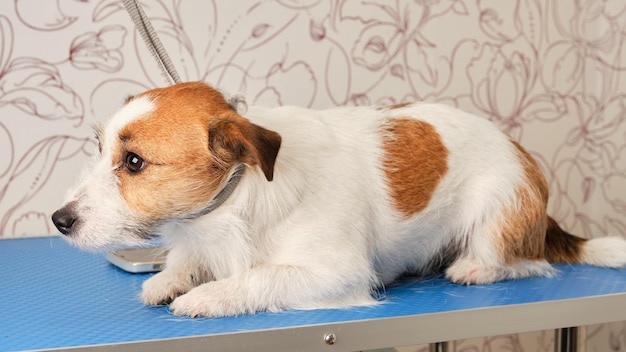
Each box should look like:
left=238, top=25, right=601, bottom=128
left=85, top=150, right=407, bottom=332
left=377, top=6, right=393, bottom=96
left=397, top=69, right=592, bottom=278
left=60, top=97, right=155, bottom=251
left=581, top=237, right=626, bottom=267
left=56, top=95, right=626, bottom=317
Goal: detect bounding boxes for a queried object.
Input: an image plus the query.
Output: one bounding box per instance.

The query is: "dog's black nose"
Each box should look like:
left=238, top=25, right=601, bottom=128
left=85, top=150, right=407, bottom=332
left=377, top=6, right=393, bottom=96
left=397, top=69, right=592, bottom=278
left=51, top=205, right=77, bottom=235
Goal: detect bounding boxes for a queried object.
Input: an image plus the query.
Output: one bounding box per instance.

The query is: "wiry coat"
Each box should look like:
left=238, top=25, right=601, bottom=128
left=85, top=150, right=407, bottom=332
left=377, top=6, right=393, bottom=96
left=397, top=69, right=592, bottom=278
left=52, top=82, right=626, bottom=317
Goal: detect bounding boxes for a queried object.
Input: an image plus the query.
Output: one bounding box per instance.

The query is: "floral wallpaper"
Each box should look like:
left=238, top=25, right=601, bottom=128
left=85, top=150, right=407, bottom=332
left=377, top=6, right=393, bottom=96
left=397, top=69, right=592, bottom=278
left=0, top=0, right=625, bottom=351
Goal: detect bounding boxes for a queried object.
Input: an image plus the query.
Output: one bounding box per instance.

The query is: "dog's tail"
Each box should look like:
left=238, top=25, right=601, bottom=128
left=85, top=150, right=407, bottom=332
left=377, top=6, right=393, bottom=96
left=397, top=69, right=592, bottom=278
left=544, top=216, right=626, bottom=267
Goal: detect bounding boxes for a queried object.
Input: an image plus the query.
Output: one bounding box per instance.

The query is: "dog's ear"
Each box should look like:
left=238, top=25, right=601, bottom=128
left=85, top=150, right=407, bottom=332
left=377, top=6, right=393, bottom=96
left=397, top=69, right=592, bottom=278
left=209, top=116, right=281, bottom=181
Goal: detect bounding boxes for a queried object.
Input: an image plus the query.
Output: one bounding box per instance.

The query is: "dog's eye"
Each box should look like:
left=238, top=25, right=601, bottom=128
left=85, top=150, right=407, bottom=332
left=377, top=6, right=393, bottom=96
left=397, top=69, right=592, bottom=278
left=124, top=152, right=146, bottom=173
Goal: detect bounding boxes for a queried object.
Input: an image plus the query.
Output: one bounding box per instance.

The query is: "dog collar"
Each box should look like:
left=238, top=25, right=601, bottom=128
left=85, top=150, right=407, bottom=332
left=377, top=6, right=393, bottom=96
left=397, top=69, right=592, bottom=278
left=182, top=164, right=245, bottom=220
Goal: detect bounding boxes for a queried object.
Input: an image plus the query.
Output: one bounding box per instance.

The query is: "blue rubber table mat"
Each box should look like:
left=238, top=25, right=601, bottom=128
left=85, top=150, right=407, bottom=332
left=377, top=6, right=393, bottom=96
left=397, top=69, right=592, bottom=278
left=1, top=237, right=626, bottom=351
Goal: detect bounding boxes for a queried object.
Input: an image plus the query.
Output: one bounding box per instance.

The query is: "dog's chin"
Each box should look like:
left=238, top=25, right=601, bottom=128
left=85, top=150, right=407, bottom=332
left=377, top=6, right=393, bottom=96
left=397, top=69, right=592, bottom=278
left=61, top=227, right=156, bottom=253
left=65, top=236, right=152, bottom=253
left=63, top=235, right=151, bottom=253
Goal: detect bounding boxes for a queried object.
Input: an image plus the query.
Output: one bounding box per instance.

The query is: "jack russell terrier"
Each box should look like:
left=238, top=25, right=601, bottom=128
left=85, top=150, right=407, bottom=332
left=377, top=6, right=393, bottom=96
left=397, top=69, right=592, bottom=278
left=52, top=81, right=626, bottom=317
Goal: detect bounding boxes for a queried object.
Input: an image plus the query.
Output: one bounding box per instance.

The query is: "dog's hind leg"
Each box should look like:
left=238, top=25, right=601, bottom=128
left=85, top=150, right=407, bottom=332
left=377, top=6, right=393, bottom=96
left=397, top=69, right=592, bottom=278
left=444, top=214, right=556, bottom=285
left=444, top=137, right=558, bottom=285
left=444, top=205, right=558, bottom=284
left=445, top=252, right=554, bottom=285
left=445, top=185, right=554, bottom=284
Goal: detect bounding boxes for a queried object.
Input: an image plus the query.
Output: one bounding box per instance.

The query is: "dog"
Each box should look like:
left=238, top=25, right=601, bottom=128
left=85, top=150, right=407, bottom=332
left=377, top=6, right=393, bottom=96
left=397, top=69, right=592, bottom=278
left=52, top=81, right=626, bottom=317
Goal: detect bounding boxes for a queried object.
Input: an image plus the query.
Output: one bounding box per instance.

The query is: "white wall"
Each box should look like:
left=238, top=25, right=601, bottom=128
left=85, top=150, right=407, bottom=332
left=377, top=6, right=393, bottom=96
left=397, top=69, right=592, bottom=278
left=1, top=1, right=625, bottom=350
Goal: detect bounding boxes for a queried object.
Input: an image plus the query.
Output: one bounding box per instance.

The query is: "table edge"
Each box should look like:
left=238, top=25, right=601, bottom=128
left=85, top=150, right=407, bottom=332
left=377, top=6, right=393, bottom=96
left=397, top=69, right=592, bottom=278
left=35, top=291, right=626, bottom=352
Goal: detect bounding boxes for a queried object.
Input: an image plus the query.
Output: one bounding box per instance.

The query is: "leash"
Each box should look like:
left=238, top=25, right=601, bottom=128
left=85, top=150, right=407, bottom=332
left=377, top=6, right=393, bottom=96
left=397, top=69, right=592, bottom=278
left=121, top=0, right=244, bottom=217
left=121, top=0, right=181, bottom=85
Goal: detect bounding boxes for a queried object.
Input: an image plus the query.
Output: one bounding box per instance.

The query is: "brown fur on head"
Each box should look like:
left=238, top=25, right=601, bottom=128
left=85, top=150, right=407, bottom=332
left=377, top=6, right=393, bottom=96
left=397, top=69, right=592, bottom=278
left=112, top=82, right=281, bottom=221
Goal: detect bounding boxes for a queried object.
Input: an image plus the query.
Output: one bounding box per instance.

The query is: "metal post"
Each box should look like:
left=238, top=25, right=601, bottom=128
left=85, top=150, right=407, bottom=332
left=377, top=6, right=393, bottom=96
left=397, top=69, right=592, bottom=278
left=555, top=327, right=578, bottom=352
left=429, top=341, right=449, bottom=352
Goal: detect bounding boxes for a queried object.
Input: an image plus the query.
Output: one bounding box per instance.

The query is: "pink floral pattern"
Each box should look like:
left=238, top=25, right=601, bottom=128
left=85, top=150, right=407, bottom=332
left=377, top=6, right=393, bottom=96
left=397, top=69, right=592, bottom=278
left=70, top=25, right=127, bottom=72
left=0, top=1, right=624, bottom=350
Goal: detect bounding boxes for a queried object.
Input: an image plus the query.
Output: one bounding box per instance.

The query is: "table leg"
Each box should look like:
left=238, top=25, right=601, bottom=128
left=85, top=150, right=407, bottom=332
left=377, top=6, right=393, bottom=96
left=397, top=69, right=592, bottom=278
left=428, top=341, right=449, bottom=352
left=554, top=327, right=578, bottom=352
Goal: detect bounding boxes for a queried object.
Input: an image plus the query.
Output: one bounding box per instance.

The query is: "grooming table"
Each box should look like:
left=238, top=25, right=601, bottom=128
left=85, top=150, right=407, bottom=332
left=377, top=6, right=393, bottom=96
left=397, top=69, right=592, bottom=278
left=2, top=237, right=626, bottom=352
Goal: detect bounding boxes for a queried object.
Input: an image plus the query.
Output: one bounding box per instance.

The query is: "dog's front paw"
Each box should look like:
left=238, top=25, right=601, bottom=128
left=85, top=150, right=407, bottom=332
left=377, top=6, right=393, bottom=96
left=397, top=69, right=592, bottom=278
left=142, top=271, right=193, bottom=306
left=170, top=281, right=251, bottom=318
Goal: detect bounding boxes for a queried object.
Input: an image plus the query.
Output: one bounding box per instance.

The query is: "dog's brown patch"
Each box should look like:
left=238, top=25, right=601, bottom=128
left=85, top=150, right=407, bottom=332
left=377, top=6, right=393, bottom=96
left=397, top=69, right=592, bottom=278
left=493, top=141, right=550, bottom=263
left=114, top=82, right=280, bottom=221
left=381, top=118, right=448, bottom=218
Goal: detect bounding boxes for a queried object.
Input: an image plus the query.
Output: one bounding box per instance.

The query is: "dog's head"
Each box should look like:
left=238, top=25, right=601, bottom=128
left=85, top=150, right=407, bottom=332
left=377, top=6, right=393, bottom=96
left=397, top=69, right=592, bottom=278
left=51, top=82, right=281, bottom=250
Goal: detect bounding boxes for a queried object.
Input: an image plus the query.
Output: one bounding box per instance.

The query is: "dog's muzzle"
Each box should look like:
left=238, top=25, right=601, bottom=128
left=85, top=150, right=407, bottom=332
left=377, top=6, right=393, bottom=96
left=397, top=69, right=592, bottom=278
left=51, top=201, right=79, bottom=236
